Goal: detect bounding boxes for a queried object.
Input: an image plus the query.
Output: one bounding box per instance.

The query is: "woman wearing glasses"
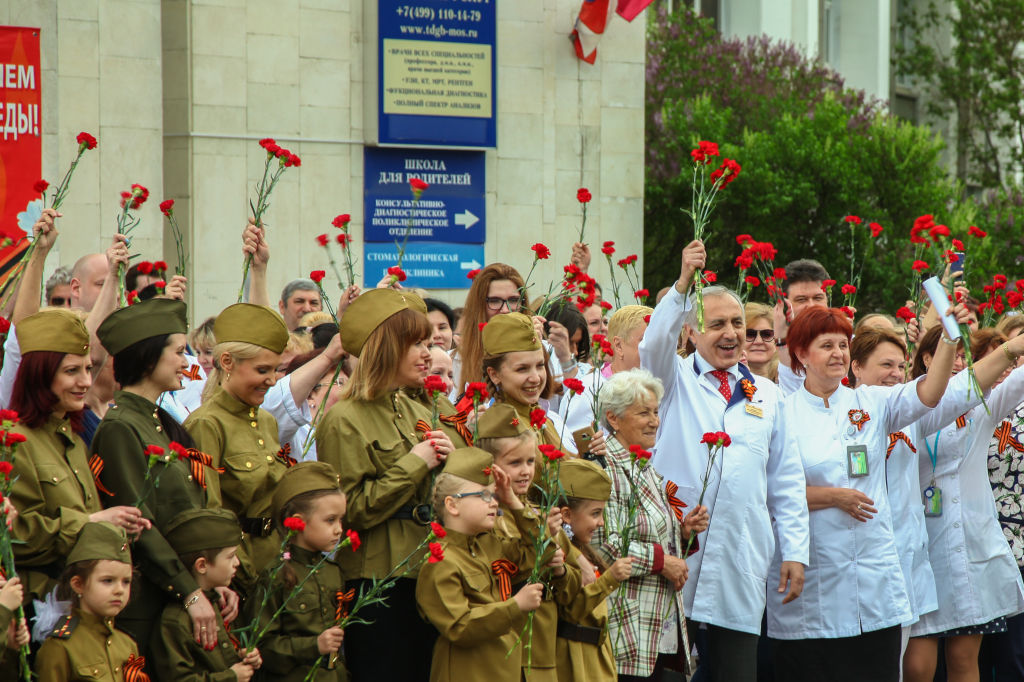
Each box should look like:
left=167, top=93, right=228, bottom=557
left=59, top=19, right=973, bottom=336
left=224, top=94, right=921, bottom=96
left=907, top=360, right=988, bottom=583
left=316, top=288, right=456, bottom=682
left=743, top=303, right=778, bottom=382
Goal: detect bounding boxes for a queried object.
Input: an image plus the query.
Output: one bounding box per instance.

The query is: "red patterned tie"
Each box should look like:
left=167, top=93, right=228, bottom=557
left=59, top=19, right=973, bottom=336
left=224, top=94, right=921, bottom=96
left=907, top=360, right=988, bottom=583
left=710, top=370, right=732, bottom=401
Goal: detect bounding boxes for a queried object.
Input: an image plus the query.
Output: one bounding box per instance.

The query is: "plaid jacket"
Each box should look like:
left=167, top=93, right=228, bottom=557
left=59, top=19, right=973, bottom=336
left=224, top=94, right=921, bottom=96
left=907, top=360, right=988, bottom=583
left=592, top=436, right=688, bottom=677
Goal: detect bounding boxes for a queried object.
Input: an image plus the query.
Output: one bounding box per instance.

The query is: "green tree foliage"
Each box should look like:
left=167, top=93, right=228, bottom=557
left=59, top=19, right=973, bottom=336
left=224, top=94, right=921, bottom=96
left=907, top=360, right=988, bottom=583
left=892, top=0, right=1024, bottom=188
left=645, top=7, right=967, bottom=313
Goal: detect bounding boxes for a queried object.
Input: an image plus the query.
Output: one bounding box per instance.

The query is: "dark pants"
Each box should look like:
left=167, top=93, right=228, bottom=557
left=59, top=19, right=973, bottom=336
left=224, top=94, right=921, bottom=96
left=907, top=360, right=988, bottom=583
left=772, top=626, right=901, bottom=682
left=689, top=622, right=759, bottom=682
left=980, top=569, right=1024, bottom=682
left=343, top=577, right=436, bottom=682
left=617, top=653, right=688, bottom=682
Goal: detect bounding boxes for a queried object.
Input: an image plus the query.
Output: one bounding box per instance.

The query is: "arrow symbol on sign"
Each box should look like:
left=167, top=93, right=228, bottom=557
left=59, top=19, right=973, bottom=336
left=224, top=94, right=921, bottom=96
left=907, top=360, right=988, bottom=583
left=454, top=209, right=480, bottom=229
left=460, top=259, right=482, bottom=270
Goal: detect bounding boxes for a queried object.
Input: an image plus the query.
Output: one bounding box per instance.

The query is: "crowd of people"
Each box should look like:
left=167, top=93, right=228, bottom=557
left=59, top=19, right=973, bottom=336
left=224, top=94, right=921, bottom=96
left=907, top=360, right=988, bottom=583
left=0, top=204, right=1021, bottom=682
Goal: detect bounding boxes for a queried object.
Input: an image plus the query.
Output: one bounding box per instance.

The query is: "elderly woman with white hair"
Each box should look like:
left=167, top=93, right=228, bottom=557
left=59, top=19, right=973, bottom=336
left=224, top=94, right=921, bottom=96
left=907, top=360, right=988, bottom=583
left=592, top=368, right=708, bottom=681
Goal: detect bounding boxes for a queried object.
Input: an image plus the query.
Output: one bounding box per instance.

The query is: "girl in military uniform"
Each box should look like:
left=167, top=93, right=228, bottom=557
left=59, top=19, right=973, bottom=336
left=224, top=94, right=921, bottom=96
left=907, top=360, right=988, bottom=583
left=555, top=460, right=634, bottom=682
left=8, top=309, right=148, bottom=607
left=92, top=298, right=222, bottom=654
left=35, top=522, right=147, bottom=682
left=184, top=303, right=293, bottom=596
left=316, top=288, right=454, bottom=682
left=415, top=447, right=544, bottom=682
left=252, top=462, right=348, bottom=682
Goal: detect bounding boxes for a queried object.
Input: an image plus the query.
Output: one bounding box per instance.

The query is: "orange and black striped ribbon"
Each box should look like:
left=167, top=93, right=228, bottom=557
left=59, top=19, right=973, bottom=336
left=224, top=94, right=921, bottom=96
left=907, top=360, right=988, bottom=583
left=276, top=444, right=297, bottom=468
left=886, top=432, right=917, bottom=460
left=994, top=421, right=1024, bottom=453
left=739, top=378, right=757, bottom=401
left=88, top=454, right=115, bottom=497
left=335, top=588, right=356, bottom=621
left=183, top=449, right=225, bottom=489
left=415, top=420, right=432, bottom=438
left=123, top=654, right=150, bottom=682
left=664, top=481, right=687, bottom=523
left=225, top=619, right=242, bottom=650
left=440, top=409, right=474, bottom=445
left=956, top=413, right=968, bottom=429
left=182, top=365, right=202, bottom=381
left=491, top=559, right=518, bottom=601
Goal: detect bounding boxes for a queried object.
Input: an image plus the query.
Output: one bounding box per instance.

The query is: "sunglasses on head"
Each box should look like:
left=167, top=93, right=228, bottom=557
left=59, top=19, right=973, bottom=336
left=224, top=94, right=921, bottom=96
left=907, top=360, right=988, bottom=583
left=745, top=329, right=775, bottom=342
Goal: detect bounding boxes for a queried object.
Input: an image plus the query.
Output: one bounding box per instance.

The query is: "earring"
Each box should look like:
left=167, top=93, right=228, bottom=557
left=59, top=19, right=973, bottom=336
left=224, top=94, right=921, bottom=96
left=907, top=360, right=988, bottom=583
left=226, top=372, right=231, bottom=382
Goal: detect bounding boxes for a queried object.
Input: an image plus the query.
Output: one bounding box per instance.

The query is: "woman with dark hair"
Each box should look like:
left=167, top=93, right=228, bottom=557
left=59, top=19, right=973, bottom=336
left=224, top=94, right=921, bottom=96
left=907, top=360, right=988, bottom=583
left=544, top=301, right=591, bottom=369
left=316, top=288, right=455, bottom=682
left=424, top=297, right=456, bottom=350
left=91, top=298, right=223, bottom=655
left=9, top=309, right=149, bottom=607
left=766, top=305, right=964, bottom=682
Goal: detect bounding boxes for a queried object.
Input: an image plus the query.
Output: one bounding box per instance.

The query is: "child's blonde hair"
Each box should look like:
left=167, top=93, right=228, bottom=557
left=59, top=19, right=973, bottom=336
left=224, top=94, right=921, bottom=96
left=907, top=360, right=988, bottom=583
left=476, top=430, right=537, bottom=459
left=432, top=473, right=473, bottom=523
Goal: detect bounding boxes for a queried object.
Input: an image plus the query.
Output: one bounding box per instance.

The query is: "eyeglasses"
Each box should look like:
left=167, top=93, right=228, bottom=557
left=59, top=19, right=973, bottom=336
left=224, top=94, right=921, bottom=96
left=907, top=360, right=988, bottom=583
left=485, top=296, right=522, bottom=312
left=49, top=296, right=70, bottom=307
left=450, top=490, right=496, bottom=503
left=745, top=329, right=775, bottom=342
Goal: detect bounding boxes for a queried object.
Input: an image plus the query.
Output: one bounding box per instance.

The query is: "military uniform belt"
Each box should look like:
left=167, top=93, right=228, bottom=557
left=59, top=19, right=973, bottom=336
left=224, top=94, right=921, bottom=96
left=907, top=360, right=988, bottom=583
left=556, top=620, right=603, bottom=645
left=389, top=504, right=432, bottom=525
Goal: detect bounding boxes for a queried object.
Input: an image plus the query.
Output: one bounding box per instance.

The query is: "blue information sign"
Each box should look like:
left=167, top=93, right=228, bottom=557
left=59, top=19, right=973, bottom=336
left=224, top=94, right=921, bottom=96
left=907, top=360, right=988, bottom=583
left=378, top=0, right=496, bottom=147
left=364, top=241, right=484, bottom=290
left=364, top=146, right=485, bottom=244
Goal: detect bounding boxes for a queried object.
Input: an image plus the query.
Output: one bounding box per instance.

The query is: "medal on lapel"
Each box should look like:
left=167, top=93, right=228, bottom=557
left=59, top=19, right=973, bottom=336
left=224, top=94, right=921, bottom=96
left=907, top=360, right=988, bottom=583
left=847, top=409, right=870, bottom=437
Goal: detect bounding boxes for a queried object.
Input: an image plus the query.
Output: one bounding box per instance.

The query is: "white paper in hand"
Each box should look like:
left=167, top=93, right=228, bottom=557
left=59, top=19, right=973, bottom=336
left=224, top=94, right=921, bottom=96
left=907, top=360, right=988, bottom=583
left=922, top=276, right=961, bottom=341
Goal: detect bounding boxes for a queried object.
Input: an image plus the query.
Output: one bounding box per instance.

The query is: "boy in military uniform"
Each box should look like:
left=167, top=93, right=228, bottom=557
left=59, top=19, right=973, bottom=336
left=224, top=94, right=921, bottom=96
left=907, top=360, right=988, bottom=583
left=149, top=507, right=262, bottom=682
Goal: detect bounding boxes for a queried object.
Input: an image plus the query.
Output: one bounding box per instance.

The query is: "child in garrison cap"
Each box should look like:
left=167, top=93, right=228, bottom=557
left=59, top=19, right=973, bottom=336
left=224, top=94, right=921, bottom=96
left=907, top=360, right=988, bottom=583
left=415, top=447, right=547, bottom=682
left=149, top=508, right=261, bottom=682
left=555, top=459, right=634, bottom=682
left=35, top=522, right=146, bottom=682
left=250, top=461, right=349, bottom=682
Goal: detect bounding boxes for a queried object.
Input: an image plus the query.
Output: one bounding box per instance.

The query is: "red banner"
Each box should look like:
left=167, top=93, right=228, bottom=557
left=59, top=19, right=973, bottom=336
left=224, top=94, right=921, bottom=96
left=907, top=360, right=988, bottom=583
left=0, top=26, right=40, bottom=280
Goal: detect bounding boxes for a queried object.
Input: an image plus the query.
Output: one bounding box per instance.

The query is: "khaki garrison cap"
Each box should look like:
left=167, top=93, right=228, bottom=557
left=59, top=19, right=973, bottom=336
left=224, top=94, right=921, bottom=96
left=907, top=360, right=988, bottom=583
left=214, top=303, right=289, bottom=354
left=96, top=298, right=188, bottom=356
left=164, top=508, right=243, bottom=555
left=66, top=522, right=132, bottom=565
left=272, top=461, right=342, bottom=516
left=559, top=459, right=612, bottom=501
left=476, top=403, right=532, bottom=440
left=339, top=288, right=427, bottom=357
left=442, top=447, right=494, bottom=486
left=481, top=313, right=540, bottom=356
left=17, top=309, right=89, bottom=356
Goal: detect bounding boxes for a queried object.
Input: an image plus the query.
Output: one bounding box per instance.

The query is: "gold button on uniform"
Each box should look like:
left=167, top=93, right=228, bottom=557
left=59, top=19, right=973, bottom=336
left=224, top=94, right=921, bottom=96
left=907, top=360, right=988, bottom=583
left=258, top=439, right=264, bottom=446
left=250, top=421, right=257, bottom=428
left=266, top=456, right=273, bottom=462
left=245, top=462, right=253, bottom=469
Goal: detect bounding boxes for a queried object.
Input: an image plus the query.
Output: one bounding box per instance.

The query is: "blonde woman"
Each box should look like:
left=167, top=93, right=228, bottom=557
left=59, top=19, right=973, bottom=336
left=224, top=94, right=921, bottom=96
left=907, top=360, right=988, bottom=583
left=743, top=302, right=778, bottom=382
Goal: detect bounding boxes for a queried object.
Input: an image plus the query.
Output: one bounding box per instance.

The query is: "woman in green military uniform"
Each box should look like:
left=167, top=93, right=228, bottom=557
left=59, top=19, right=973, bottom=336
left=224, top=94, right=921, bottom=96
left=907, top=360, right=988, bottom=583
left=184, top=303, right=293, bottom=595
left=92, top=297, right=224, bottom=655
left=316, top=288, right=455, bottom=682
left=8, top=309, right=148, bottom=605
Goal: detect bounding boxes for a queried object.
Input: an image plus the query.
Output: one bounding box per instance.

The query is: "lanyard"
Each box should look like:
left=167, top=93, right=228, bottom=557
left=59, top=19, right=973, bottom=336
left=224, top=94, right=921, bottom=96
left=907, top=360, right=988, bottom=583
left=923, top=431, right=941, bottom=475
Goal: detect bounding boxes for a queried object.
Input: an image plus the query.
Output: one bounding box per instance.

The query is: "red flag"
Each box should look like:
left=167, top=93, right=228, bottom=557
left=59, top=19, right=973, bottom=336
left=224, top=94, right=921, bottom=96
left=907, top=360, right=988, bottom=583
left=616, top=0, right=656, bottom=21
left=572, top=0, right=611, bottom=64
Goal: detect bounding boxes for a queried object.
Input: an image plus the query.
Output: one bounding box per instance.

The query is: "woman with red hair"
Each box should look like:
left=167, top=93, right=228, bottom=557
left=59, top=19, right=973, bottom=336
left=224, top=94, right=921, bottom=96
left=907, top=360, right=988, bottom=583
left=8, top=309, right=148, bottom=607
left=765, top=305, right=966, bottom=682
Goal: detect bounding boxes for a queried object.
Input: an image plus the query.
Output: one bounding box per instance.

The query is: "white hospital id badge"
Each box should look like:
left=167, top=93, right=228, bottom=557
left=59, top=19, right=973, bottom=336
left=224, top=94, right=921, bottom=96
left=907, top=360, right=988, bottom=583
left=847, top=444, right=869, bottom=478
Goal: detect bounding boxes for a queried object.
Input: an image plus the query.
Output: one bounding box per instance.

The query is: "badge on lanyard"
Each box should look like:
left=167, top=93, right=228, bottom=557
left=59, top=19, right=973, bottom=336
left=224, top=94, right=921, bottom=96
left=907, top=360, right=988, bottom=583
left=923, top=484, right=943, bottom=517
left=847, top=444, right=869, bottom=477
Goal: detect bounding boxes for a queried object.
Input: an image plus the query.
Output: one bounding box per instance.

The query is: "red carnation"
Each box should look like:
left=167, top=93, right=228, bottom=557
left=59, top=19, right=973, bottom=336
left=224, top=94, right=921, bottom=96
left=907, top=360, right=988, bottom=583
left=153, top=280, right=166, bottom=292
left=841, top=284, right=857, bottom=295
left=0, top=461, right=12, bottom=477
left=628, top=444, right=652, bottom=461
left=745, top=275, right=760, bottom=287
left=703, top=271, right=717, bottom=284
left=968, top=225, right=987, bottom=238
left=538, top=444, right=564, bottom=461
left=869, top=222, right=883, bottom=237
left=634, top=289, right=649, bottom=299
left=144, top=444, right=165, bottom=457
left=346, top=529, right=361, bottom=551
left=423, top=375, right=447, bottom=395
left=577, top=188, right=592, bottom=203
left=76, top=132, right=97, bottom=150
left=563, top=378, right=585, bottom=395
left=600, top=300, right=612, bottom=311
left=283, top=516, right=306, bottom=533
left=159, top=199, right=174, bottom=216
left=332, top=214, right=351, bottom=228
left=167, top=441, right=188, bottom=460
left=710, top=158, right=741, bottom=187
left=911, top=260, right=929, bottom=272
left=136, top=261, right=154, bottom=275
left=951, top=238, right=964, bottom=251
left=465, top=382, right=489, bottom=401
left=153, top=261, right=168, bottom=272
left=2, top=431, right=26, bottom=446
left=840, top=306, right=855, bottom=319
left=336, top=234, right=350, bottom=247
left=33, top=179, right=48, bottom=194
left=467, top=268, right=480, bottom=279
left=929, top=224, right=950, bottom=239
left=410, top=178, right=429, bottom=198
left=316, top=234, right=329, bottom=247
left=430, top=521, right=446, bottom=539
left=387, top=266, right=407, bottom=282
left=821, top=279, right=836, bottom=290
left=428, top=541, right=444, bottom=563
left=531, top=243, right=551, bottom=260
left=601, top=241, right=615, bottom=255
left=0, top=410, right=19, bottom=425
left=841, top=376, right=850, bottom=386
left=895, top=307, right=915, bottom=323
left=529, top=408, right=547, bottom=430
left=0, top=318, right=10, bottom=336
left=1008, top=291, right=1023, bottom=308
left=844, top=215, right=862, bottom=225
left=477, top=322, right=487, bottom=331
left=310, top=270, right=326, bottom=283
left=258, top=137, right=276, bottom=149
left=126, top=290, right=138, bottom=305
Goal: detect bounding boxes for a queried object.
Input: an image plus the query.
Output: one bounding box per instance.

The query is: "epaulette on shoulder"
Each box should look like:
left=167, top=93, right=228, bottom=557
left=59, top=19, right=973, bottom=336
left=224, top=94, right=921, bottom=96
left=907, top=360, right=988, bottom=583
left=49, top=614, right=77, bottom=639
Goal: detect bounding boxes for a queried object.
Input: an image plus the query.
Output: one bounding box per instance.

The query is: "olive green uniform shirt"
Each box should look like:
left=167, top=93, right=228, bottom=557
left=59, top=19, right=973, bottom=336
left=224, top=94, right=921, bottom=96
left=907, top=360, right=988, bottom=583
left=35, top=609, right=142, bottom=682
left=149, top=588, right=243, bottom=682
left=502, top=398, right=567, bottom=451
left=91, top=390, right=207, bottom=646
left=555, top=553, right=620, bottom=682
left=252, top=544, right=347, bottom=682
left=316, top=390, right=435, bottom=579
left=10, top=416, right=100, bottom=600
left=185, top=386, right=290, bottom=589
left=415, top=509, right=539, bottom=682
